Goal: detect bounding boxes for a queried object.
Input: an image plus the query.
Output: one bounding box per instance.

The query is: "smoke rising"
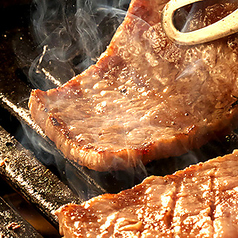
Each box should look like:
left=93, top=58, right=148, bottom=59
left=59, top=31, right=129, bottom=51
left=29, top=0, right=130, bottom=89
left=26, top=0, right=151, bottom=197
left=24, top=0, right=238, bottom=199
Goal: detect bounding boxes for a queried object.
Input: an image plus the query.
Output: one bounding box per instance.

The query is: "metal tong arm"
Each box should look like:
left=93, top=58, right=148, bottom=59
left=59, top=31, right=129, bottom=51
left=162, top=0, right=238, bottom=45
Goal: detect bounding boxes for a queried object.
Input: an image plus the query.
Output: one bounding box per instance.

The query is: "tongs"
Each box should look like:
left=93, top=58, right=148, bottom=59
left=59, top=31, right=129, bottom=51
left=162, top=0, right=238, bottom=45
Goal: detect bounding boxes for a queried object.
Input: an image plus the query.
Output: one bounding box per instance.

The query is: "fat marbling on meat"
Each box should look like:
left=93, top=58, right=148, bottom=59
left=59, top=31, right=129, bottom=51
left=55, top=150, right=238, bottom=237
left=29, top=0, right=238, bottom=171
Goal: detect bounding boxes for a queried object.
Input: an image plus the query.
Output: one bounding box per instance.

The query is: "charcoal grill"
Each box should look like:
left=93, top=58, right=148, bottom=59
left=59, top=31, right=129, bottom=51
left=1, top=0, right=238, bottom=237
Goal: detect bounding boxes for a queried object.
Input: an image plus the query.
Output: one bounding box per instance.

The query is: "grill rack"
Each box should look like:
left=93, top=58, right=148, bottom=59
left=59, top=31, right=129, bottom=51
left=0, top=2, right=147, bottom=236
left=1, top=1, right=238, bottom=237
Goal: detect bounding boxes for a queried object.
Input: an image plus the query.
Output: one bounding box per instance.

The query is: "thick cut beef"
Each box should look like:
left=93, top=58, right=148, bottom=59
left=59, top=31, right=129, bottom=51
left=55, top=150, right=238, bottom=237
left=29, top=0, right=238, bottom=171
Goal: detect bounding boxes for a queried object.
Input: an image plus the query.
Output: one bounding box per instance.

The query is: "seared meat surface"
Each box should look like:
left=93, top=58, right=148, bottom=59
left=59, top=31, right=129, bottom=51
left=29, top=0, right=238, bottom=171
left=55, top=150, right=238, bottom=237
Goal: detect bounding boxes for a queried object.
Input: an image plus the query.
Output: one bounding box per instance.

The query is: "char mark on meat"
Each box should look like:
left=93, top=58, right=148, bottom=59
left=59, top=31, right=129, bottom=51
left=55, top=150, right=238, bottom=237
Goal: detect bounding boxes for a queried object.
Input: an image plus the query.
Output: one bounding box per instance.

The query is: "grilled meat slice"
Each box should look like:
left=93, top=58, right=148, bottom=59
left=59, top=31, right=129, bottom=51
left=55, top=150, right=238, bottom=238
left=29, top=0, right=238, bottom=171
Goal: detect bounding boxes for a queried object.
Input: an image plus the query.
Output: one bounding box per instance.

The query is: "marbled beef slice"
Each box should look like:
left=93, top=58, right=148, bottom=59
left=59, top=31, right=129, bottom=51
left=29, top=0, right=238, bottom=171
left=55, top=150, right=238, bottom=237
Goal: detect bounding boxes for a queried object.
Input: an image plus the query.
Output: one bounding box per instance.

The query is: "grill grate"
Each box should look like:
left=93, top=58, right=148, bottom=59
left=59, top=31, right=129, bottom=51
left=0, top=125, right=81, bottom=226
left=0, top=1, right=142, bottom=235
left=0, top=196, right=43, bottom=238
left=0, top=2, right=97, bottom=236
left=1, top=1, right=238, bottom=237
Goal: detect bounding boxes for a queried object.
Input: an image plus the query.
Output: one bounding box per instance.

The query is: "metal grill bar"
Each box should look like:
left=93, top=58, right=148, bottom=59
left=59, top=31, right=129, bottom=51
left=0, top=196, right=43, bottom=238
left=0, top=125, right=81, bottom=227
